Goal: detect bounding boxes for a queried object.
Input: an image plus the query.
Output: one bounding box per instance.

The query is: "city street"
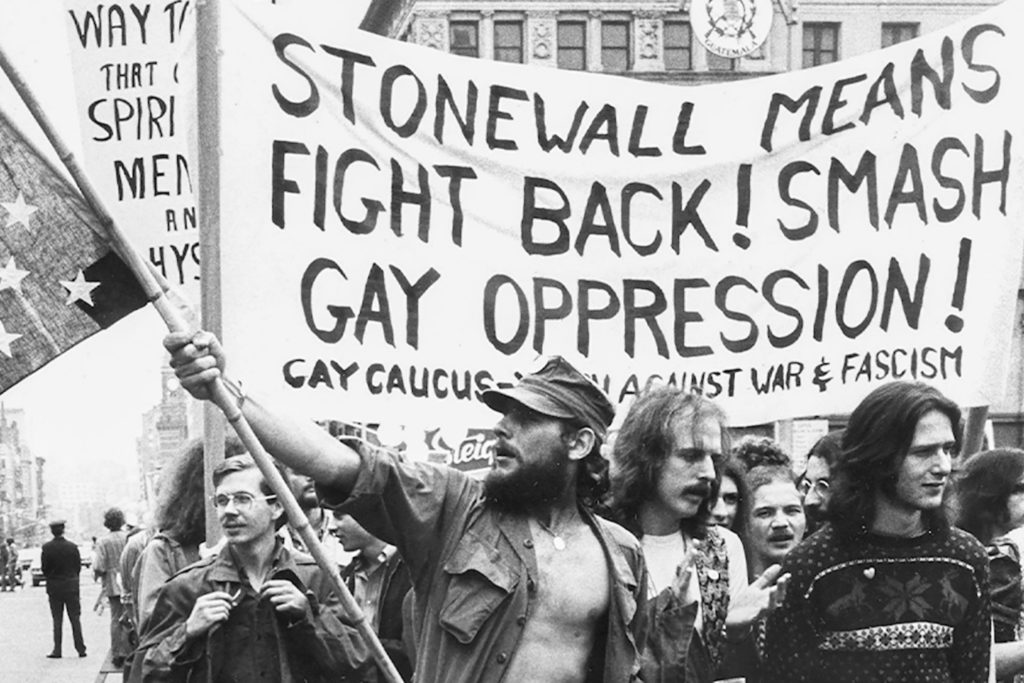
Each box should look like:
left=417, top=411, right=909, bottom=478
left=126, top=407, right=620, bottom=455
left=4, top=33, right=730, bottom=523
left=0, top=576, right=118, bottom=682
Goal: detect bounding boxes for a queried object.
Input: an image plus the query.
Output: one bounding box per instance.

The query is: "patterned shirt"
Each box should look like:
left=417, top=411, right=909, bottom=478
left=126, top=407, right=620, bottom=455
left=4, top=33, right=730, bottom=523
left=763, top=524, right=991, bottom=683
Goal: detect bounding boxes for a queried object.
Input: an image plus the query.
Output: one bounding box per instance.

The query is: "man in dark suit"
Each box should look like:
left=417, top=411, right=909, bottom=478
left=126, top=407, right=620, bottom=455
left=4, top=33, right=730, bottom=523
left=40, top=519, right=87, bottom=658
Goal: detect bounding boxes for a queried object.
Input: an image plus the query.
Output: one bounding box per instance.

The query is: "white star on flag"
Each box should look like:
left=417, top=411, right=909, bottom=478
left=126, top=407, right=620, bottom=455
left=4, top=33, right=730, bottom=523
left=0, top=320, right=21, bottom=358
left=1, top=192, right=38, bottom=230
left=0, top=258, right=29, bottom=293
left=60, top=270, right=100, bottom=306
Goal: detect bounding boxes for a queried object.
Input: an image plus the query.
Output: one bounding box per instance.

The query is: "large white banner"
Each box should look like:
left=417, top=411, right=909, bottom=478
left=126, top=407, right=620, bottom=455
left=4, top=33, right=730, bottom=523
left=63, top=0, right=200, bottom=298
left=217, top=0, right=1023, bottom=429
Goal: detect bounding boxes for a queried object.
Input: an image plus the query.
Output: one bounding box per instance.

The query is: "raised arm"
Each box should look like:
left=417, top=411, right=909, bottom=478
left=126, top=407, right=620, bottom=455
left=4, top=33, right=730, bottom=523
left=164, top=331, right=361, bottom=491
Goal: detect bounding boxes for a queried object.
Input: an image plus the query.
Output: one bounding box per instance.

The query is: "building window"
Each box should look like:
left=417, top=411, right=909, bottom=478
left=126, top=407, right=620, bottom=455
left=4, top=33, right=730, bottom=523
left=706, top=51, right=736, bottom=72
left=558, top=21, right=587, bottom=70
left=602, top=21, right=631, bottom=71
left=494, top=21, right=524, bottom=63
left=663, top=20, right=692, bottom=70
left=803, top=23, right=839, bottom=67
left=450, top=20, right=479, bottom=58
left=881, top=22, right=919, bottom=48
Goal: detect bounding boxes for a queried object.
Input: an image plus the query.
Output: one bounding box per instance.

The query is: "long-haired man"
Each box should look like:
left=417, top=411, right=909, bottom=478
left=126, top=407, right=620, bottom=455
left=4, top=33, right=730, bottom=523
left=763, top=381, right=991, bottom=682
left=609, top=387, right=787, bottom=682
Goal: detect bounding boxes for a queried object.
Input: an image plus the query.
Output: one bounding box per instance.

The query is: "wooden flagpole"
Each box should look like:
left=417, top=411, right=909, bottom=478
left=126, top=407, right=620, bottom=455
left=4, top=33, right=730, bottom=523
left=0, top=34, right=404, bottom=683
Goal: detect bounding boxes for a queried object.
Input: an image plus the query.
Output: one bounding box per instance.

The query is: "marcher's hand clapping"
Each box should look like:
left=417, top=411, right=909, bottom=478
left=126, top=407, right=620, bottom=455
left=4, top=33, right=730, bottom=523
left=725, top=564, right=791, bottom=631
left=261, top=580, right=310, bottom=620
left=185, top=591, right=235, bottom=638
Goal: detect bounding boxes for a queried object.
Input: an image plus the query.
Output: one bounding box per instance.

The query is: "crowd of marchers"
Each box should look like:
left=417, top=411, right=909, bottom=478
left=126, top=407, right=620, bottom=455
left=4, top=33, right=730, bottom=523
left=43, top=328, right=1024, bottom=682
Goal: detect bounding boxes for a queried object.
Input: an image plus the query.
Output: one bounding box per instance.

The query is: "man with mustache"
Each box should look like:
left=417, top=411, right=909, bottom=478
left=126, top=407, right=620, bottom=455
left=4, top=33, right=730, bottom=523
left=763, top=381, right=992, bottom=682
left=134, top=454, right=368, bottom=682
left=608, top=387, right=788, bottom=682
left=165, top=331, right=647, bottom=683
left=797, top=430, right=842, bottom=536
left=743, top=464, right=806, bottom=579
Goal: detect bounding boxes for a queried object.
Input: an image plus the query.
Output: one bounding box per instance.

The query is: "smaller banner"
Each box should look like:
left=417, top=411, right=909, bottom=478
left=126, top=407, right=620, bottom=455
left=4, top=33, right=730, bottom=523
left=62, top=0, right=199, bottom=299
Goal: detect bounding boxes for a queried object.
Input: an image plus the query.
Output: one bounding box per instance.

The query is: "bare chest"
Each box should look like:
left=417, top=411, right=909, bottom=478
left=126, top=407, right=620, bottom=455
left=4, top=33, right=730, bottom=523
left=530, top=522, right=611, bottom=627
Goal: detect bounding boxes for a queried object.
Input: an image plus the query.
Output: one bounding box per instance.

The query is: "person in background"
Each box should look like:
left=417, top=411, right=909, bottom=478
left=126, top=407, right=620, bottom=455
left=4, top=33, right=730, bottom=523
left=955, top=448, right=1024, bottom=682
left=731, top=437, right=789, bottom=472
left=743, top=465, right=806, bottom=582
left=798, top=431, right=843, bottom=536
left=609, top=386, right=787, bottom=682
left=334, top=511, right=413, bottom=682
left=94, top=507, right=131, bottom=667
left=710, top=458, right=747, bottom=531
left=0, top=537, right=9, bottom=591
left=763, top=381, right=991, bottom=682
left=280, top=462, right=348, bottom=570
left=41, top=520, right=86, bottom=658
left=118, top=520, right=155, bottom=680
left=4, top=537, right=19, bottom=590
left=717, top=463, right=807, bottom=682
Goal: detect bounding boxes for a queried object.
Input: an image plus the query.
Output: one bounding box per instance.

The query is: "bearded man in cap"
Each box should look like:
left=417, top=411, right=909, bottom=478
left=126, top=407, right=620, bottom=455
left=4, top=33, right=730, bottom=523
left=166, top=330, right=647, bottom=683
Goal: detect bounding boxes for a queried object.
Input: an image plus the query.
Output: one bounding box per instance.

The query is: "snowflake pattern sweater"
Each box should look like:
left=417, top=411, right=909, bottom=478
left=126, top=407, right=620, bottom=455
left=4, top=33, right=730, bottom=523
left=762, top=524, right=990, bottom=683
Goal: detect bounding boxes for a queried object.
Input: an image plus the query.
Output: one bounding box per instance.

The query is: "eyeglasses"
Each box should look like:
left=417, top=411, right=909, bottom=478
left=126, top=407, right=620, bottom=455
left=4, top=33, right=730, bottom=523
left=212, top=492, right=277, bottom=511
left=798, top=479, right=830, bottom=498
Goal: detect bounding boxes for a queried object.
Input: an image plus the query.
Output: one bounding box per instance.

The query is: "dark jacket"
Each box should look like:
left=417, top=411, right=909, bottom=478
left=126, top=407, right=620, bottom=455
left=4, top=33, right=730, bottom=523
left=133, top=540, right=369, bottom=683
left=41, top=536, right=81, bottom=593
left=341, top=548, right=413, bottom=682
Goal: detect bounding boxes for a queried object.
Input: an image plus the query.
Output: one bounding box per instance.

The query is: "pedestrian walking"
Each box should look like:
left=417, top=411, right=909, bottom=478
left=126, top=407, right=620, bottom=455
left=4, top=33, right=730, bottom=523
left=40, top=519, right=86, bottom=658
left=3, top=537, right=19, bottom=590
left=94, top=507, right=131, bottom=667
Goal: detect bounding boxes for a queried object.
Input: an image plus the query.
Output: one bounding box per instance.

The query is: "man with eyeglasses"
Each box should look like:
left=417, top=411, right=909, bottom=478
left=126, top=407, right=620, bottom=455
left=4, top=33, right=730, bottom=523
left=797, top=430, right=841, bottom=536
left=134, top=454, right=368, bottom=682
left=165, top=331, right=647, bottom=683
left=763, top=381, right=991, bottom=682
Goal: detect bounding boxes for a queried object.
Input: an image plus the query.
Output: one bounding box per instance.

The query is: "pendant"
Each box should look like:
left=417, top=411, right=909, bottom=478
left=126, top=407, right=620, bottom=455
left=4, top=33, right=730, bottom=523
left=552, top=536, right=566, bottom=551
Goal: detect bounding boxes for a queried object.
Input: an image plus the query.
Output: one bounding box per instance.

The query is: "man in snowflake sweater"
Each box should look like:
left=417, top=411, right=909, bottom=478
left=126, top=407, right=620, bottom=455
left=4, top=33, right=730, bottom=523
left=763, top=381, right=991, bottom=682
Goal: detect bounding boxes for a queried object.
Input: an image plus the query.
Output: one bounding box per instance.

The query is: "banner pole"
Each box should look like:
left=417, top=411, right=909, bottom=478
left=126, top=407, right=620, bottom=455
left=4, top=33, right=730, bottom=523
left=196, top=0, right=225, bottom=555
left=961, top=405, right=989, bottom=462
left=0, top=37, right=404, bottom=683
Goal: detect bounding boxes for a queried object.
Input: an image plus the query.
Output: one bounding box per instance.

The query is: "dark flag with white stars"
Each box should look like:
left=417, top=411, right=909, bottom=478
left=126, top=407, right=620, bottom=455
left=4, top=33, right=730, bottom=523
left=0, top=106, right=147, bottom=392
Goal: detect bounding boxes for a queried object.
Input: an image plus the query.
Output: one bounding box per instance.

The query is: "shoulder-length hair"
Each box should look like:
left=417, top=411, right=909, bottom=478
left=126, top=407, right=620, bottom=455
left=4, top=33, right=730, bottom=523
left=955, top=448, right=1024, bottom=544
left=608, top=386, right=729, bottom=540
left=828, top=381, right=961, bottom=538
left=721, top=456, right=750, bottom=537
left=157, top=436, right=247, bottom=546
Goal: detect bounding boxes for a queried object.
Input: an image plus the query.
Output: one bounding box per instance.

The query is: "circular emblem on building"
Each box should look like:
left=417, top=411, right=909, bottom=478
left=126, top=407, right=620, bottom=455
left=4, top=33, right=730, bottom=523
left=691, top=0, right=774, bottom=59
